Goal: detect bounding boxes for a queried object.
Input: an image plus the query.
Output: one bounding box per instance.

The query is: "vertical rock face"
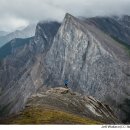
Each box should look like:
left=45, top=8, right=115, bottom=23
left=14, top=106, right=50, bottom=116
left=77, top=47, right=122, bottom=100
left=33, top=21, right=60, bottom=53
left=43, top=14, right=130, bottom=120
left=0, top=21, right=60, bottom=116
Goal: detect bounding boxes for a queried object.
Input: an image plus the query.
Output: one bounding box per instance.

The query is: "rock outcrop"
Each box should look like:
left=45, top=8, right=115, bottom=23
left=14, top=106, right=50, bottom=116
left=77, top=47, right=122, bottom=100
left=29, top=87, right=120, bottom=124
left=0, top=87, right=120, bottom=124
left=33, top=21, right=60, bottom=53
left=83, top=15, right=130, bottom=45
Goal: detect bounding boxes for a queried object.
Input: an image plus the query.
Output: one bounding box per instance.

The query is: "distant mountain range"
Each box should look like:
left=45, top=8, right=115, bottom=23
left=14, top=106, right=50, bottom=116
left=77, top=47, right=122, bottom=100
left=83, top=15, right=130, bottom=45
left=0, top=31, right=9, bottom=37
left=0, top=37, right=32, bottom=60
left=0, top=14, right=130, bottom=124
left=0, top=24, right=36, bottom=47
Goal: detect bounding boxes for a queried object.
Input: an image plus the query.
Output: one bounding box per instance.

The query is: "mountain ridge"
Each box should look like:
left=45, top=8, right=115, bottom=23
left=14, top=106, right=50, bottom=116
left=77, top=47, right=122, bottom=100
left=42, top=13, right=130, bottom=122
left=0, top=87, right=120, bottom=124
left=0, top=24, right=36, bottom=48
left=0, top=13, right=130, bottom=123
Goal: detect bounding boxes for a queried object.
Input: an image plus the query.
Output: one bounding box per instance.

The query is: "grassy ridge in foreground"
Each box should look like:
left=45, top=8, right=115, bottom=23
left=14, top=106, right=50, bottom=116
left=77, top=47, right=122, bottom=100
left=0, top=106, right=102, bottom=124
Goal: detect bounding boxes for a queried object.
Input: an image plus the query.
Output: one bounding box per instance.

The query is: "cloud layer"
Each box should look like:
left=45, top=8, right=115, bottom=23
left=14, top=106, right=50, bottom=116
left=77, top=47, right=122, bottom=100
left=0, top=0, right=130, bottom=31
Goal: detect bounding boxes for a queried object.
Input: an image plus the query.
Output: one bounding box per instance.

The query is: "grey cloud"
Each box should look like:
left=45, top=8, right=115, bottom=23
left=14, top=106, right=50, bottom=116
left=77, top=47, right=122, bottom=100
left=0, top=0, right=130, bottom=31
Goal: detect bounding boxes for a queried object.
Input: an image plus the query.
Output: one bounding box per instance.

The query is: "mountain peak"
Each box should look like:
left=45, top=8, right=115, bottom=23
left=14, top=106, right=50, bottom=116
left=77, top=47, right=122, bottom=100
left=63, top=13, right=79, bottom=24
left=65, top=13, right=74, bottom=19
left=59, top=13, right=87, bottom=35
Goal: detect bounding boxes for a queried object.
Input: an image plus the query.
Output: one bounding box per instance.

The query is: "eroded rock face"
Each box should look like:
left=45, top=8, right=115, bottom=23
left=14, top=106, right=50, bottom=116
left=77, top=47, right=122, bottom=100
left=33, top=21, right=60, bottom=53
left=27, top=87, right=120, bottom=124
left=42, top=14, right=130, bottom=121
left=0, top=21, right=60, bottom=116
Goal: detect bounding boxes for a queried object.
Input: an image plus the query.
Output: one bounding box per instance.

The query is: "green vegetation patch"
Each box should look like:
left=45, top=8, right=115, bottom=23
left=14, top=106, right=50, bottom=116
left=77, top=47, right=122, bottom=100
left=0, top=106, right=102, bottom=124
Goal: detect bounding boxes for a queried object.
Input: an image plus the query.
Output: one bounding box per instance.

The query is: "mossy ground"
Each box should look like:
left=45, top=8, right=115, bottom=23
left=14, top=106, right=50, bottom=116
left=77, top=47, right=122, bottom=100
left=0, top=106, right=102, bottom=124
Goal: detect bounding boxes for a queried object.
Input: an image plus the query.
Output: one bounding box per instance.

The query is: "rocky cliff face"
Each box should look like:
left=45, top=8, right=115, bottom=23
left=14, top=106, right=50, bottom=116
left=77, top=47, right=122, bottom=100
left=0, top=21, right=60, bottom=116
left=42, top=13, right=130, bottom=121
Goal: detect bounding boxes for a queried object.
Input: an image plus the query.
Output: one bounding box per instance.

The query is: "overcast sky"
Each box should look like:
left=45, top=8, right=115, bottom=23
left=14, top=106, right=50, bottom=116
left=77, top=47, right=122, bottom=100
left=0, top=0, right=130, bottom=31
